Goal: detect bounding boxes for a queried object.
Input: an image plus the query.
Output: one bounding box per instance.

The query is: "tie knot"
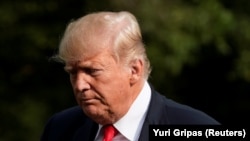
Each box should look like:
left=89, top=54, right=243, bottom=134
left=103, top=125, right=118, bottom=141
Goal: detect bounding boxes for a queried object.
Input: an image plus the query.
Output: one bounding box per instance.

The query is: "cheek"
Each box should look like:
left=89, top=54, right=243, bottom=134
left=94, top=67, right=131, bottom=103
left=107, top=78, right=130, bottom=103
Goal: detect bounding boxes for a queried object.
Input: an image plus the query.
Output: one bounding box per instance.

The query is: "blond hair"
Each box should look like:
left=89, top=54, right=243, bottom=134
left=54, top=11, right=151, bottom=79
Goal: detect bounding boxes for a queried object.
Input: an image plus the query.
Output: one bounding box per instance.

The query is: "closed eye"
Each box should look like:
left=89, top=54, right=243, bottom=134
left=83, top=68, right=102, bottom=76
left=64, top=65, right=102, bottom=77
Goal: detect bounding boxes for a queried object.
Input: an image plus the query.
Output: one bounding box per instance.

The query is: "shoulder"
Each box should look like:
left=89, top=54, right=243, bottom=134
left=40, top=106, right=92, bottom=141
left=47, top=106, right=86, bottom=125
left=148, top=90, right=220, bottom=125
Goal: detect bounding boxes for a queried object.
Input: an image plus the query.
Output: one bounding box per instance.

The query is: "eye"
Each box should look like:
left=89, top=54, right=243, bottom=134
left=84, top=68, right=101, bottom=76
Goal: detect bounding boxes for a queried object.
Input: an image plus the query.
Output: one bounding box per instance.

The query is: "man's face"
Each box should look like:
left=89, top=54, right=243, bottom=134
left=64, top=49, right=133, bottom=124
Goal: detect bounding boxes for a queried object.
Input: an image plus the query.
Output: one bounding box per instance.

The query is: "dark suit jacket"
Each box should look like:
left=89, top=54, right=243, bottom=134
left=40, top=89, right=220, bottom=141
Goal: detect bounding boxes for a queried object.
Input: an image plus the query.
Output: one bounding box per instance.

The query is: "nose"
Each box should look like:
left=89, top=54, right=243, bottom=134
left=70, top=72, right=91, bottom=93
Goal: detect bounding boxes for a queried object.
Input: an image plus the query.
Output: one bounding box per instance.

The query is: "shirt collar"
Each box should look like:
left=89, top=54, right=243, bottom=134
left=113, top=81, right=151, bottom=140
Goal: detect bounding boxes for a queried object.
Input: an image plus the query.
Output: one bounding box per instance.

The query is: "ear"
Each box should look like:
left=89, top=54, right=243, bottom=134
left=129, top=59, right=143, bottom=85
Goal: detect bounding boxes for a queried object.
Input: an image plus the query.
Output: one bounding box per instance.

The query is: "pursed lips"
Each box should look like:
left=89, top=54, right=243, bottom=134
left=80, top=97, right=100, bottom=106
left=77, top=92, right=103, bottom=105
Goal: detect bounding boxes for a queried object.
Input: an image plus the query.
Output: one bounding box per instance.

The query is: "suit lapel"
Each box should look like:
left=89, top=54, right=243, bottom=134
left=138, top=88, right=169, bottom=141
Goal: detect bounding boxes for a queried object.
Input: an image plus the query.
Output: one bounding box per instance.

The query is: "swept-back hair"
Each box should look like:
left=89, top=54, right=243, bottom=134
left=54, top=11, right=151, bottom=79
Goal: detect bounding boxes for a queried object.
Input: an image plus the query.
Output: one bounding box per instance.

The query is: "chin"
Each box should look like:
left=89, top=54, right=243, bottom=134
left=82, top=106, right=116, bottom=125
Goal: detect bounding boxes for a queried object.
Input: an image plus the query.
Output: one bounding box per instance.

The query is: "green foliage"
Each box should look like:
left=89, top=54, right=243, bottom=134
left=0, top=0, right=250, bottom=141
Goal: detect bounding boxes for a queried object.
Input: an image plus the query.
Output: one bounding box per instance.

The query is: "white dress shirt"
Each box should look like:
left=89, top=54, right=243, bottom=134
left=95, top=81, right=151, bottom=141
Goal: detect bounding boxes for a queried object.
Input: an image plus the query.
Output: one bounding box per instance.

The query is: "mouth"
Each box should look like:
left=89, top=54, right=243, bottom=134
left=80, top=98, right=98, bottom=105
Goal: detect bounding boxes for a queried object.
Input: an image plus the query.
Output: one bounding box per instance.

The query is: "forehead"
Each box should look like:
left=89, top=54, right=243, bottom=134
left=64, top=49, right=116, bottom=68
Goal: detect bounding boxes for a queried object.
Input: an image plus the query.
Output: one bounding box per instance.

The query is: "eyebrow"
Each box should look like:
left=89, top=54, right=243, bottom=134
left=64, top=61, right=105, bottom=71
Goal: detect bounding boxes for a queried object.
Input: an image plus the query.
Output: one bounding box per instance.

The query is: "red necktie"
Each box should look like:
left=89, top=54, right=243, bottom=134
left=103, top=125, right=118, bottom=141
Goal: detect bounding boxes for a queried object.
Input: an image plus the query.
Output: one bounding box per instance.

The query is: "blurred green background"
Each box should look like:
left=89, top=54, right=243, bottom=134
left=0, top=0, right=250, bottom=140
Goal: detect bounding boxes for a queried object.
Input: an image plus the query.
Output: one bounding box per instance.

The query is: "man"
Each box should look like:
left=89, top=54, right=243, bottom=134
left=41, top=11, right=220, bottom=141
